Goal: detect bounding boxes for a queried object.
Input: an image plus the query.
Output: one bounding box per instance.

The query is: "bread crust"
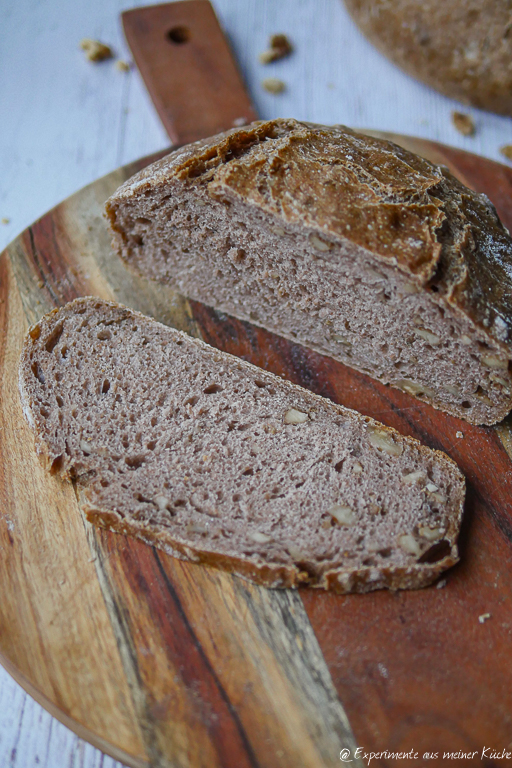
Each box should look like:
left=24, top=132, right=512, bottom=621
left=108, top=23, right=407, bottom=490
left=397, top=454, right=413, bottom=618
left=19, top=297, right=465, bottom=593
left=84, top=501, right=460, bottom=593
left=106, top=118, right=512, bottom=367
left=343, top=0, right=512, bottom=117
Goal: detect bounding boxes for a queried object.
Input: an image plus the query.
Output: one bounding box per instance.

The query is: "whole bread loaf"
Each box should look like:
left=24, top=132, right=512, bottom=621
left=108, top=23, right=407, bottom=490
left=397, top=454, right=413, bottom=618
left=105, top=119, right=512, bottom=426
left=343, top=0, right=512, bottom=117
left=19, top=298, right=464, bottom=592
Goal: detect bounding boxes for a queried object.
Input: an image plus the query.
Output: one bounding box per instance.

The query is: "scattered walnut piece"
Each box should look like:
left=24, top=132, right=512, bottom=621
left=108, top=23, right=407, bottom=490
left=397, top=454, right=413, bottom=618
left=481, top=354, right=508, bottom=370
left=309, top=233, right=332, bottom=252
left=283, top=408, right=308, bottom=425
left=368, top=428, right=403, bottom=457
left=153, top=494, right=170, bottom=511
left=443, top=383, right=461, bottom=397
left=28, top=324, right=41, bottom=341
left=262, top=77, right=286, bottom=94
left=491, top=373, right=510, bottom=388
left=414, top=327, right=441, bottom=346
left=436, top=578, right=447, bottom=589
left=248, top=531, right=273, bottom=544
left=452, top=111, right=476, bottom=137
left=456, top=431, right=464, bottom=439
left=403, top=469, right=426, bottom=485
left=115, top=60, right=131, bottom=72
left=397, top=533, right=422, bottom=557
left=419, top=525, right=444, bottom=541
left=328, top=504, right=355, bottom=526
left=259, top=33, right=293, bottom=64
left=395, top=379, right=435, bottom=399
left=500, top=145, right=512, bottom=162
left=478, top=612, right=491, bottom=624
left=1, top=217, right=10, bottom=225
left=80, top=38, right=113, bottom=62
left=287, top=544, right=308, bottom=561
left=186, top=522, right=207, bottom=535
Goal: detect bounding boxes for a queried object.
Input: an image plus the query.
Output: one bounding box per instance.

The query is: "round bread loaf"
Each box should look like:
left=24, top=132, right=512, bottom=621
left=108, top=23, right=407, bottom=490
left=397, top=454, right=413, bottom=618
left=343, top=0, right=512, bottom=116
left=106, top=119, right=512, bottom=425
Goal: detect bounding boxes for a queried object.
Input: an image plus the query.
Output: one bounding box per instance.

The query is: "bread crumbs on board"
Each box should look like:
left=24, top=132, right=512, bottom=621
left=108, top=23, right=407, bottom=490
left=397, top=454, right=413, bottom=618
left=452, top=111, right=476, bottom=137
left=80, top=38, right=113, bottom=62
left=262, top=78, right=286, bottom=94
left=259, top=34, right=293, bottom=64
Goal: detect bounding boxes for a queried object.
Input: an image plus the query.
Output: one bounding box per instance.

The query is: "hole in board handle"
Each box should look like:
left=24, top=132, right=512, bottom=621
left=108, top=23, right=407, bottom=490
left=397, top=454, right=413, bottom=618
left=167, top=26, right=190, bottom=44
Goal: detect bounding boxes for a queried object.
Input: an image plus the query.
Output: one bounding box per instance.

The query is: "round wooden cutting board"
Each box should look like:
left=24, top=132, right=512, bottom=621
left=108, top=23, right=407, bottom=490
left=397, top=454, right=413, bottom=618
left=2, top=135, right=512, bottom=768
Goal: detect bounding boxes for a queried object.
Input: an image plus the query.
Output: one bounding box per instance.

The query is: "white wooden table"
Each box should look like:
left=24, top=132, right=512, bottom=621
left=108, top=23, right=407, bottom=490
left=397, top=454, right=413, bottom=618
left=1, top=1, right=511, bottom=765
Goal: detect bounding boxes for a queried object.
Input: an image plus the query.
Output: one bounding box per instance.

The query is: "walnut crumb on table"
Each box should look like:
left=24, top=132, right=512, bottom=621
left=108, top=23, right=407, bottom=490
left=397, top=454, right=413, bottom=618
left=80, top=38, right=113, bottom=62
left=452, top=111, right=476, bottom=137
left=478, top=613, right=491, bottom=624
left=262, top=77, right=286, bottom=94
left=115, top=60, right=131, bottom=72
left=456, top=431, right=464, bottom=438
left=500, top=145, right=512, bottom=162
left=259, top=33, right=293, bottom=64
left=1, top=217, right=10, bottom=225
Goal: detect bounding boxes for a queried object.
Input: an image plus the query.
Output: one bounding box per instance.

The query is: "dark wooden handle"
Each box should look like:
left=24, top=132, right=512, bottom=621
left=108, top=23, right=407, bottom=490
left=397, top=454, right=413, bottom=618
left=122, top=0, right=259, bottom=146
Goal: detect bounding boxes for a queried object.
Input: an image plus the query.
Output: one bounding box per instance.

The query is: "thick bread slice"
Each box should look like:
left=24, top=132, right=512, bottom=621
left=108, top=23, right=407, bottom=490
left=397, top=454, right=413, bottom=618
left=19, top=298, right=465, bottom=593
left=105, top=118, right=512, bottom=426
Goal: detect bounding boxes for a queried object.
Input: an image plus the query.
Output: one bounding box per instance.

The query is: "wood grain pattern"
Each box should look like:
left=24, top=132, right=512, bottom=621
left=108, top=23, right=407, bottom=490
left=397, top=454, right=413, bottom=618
left=2, top=137, right=512, bottom=768
left=4, top=1, right=512, bottom=764
left=0, top=255, right=146, bottom=768
left=122, top=1, right=258, bottom=145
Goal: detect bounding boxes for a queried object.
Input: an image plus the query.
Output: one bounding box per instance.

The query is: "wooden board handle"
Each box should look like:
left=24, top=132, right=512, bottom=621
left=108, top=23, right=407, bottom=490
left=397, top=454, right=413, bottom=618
left=122, top=0, right=259, bottom=146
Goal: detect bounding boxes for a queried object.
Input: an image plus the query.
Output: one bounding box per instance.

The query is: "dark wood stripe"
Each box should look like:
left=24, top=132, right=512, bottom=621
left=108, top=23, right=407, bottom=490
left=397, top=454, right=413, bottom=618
left=153, top=551, right=261, bottom=768
left=190, top=288, right=512, bottom=759
left=85, top=522, right=262, bottom=768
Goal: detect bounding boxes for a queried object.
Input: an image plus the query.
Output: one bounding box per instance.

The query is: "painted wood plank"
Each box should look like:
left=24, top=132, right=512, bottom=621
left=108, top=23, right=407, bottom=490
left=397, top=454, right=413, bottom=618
left=122, top=1, right=258, bottom=144
left=2, top=0, right=512, bottom=258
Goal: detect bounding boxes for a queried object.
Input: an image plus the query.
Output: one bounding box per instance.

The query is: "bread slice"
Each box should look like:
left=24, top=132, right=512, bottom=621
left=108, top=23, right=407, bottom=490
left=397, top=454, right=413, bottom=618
left=105, top=118, right=512, bottom=426
left=19, top=298, right=464, bottom=592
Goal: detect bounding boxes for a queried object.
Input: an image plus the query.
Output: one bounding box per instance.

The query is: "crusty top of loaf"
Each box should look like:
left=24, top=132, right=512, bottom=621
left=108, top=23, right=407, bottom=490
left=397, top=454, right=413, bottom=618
left=107, top=118, right=512, bottom=350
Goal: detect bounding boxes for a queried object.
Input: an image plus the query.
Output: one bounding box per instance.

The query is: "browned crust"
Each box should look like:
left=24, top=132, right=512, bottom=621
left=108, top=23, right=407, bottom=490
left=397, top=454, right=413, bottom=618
left=343, top=0, right=512, bottom=117
left=19, top=297, right=465, bottom=594
left=105, top=118, right=512, bottom=361
left=84, top=503, right=459, bottom=594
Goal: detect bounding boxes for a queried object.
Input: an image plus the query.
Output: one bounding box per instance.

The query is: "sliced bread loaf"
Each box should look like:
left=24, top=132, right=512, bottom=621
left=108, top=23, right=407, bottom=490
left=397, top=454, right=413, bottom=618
left=19, top=298, right=464, bottom=592
left=105, top=118, right=512, bottom=426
